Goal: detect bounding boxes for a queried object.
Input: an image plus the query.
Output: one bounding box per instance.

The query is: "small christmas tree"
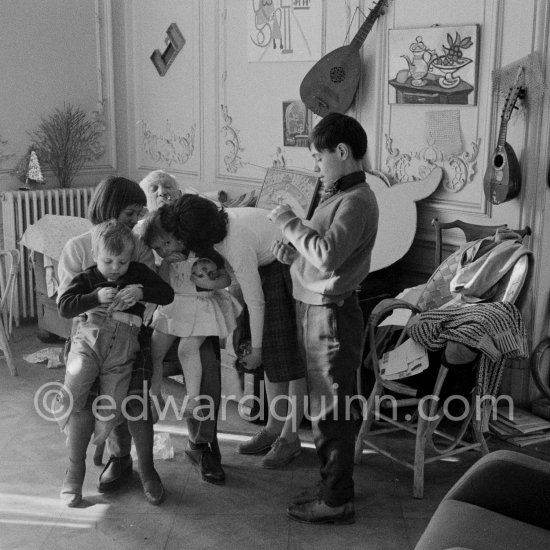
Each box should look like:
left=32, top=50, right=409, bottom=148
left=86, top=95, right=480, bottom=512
left=26, top=150, right=45, bottom=185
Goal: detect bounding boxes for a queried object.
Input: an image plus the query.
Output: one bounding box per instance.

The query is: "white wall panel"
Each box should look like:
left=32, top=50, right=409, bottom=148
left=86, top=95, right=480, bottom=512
left=132, top=0, right=201, bottom=179
left=0, top=0, right=115, bottom=189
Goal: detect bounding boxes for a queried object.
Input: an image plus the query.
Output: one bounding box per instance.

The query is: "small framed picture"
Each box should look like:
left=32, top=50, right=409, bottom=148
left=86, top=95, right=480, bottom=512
left=282, top=100, right=312, bottom=147
left=256, top=167, right=320, bottom=219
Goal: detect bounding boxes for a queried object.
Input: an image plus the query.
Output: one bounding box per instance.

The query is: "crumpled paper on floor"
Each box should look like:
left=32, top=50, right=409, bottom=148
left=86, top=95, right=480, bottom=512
left=131, top=432, right=174, bottom=461
left=23, top=347, right=64, bottom=369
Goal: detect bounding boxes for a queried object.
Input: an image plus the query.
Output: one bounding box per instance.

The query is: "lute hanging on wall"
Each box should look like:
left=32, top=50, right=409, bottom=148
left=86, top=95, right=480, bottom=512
left=483, top=67, right=525, bottom=205
left=299, top=0, right=390, bottom=118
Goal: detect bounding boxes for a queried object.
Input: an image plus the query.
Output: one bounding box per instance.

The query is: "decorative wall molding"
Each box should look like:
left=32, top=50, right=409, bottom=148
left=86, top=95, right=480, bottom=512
left=0, top=135, right=15, bottom=167
left=90, top=0, right=115, bottom=169
left=140, top=120, right=196, bottom=167
left=384, top=134, right=481, bottom=192
left=220, top=104, right=244, bottom=174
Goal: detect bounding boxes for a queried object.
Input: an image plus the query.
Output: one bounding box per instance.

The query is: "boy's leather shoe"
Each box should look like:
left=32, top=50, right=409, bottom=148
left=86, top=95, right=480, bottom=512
left=237, top=428, right=277, bottom=455
left=98, top=455, right=133, bottom=492
left=287, top=499, right=355, bottom=524
left=185, top=444, right=225, bottom=485
left=260, top=436, right=301, bottom=469
left=290, top=481, right=323, bottom=505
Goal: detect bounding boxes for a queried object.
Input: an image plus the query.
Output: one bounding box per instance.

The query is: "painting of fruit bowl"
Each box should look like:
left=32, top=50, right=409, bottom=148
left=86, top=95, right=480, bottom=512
left=432, top=56, right=473, bottom=88
left=388, top=25, right=480, bottom=105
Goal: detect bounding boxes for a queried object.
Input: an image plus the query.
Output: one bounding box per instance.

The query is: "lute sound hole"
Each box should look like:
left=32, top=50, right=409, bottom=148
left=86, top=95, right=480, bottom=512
left=330, top=66, right=346, bottom=83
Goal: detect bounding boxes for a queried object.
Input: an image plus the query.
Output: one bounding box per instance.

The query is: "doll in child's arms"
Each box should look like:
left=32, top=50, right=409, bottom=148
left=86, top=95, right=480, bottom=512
left=191, top=257, right=223, bottom=284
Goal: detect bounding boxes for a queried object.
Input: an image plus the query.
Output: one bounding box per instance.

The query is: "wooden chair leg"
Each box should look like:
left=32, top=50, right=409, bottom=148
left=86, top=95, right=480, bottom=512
left=472, top=418, right=490, bottom=455
left=413, top=403, right=430, bottom=499
left=0, top=317, right=16, bottom=376
left=354, top=380, right=383, bottom=463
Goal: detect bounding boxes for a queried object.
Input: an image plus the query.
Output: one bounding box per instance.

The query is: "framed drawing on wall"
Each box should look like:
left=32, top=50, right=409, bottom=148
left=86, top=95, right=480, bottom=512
left=256, top=167, right=320, bottom=219
left=388, top=25, right=480, bottom=105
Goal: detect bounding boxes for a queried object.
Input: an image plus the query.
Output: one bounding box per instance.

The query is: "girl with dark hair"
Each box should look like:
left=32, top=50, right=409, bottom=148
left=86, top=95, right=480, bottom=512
left=165, top=195, right=308, bottom=469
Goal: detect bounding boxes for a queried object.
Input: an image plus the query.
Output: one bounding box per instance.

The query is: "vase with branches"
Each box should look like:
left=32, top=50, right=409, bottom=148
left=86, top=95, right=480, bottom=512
left=28, top=103, right=103, bottom=188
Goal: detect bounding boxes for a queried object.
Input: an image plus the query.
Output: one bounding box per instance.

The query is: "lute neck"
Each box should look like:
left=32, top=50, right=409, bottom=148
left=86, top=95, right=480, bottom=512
left=497, top=116, right=509, bottom=147
left=349, top=1, right=385, bottom=50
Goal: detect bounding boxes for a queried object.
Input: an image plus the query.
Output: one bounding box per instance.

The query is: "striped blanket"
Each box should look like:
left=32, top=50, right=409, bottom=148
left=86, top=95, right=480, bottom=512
left=406, top=302, right=528, bottom=428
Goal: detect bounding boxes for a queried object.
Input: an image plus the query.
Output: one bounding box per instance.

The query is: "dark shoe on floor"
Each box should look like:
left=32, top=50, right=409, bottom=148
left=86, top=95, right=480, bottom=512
left=237, top=428, right=277, bottom=455
left=260, top=436, right=301, bottom=469
left=291, top=480, right=323, bottom=505
left=287, top=499, right=355, bottom=524
left=98, top=454, right=133, bottom=492
left=185, top=444, right=226, bottom=485
left=139, top=469, right=166, bottom=506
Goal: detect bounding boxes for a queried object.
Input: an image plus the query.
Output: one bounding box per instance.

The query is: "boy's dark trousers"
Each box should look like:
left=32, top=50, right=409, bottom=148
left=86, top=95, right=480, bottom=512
left=295, top=293, right=363, bottom=507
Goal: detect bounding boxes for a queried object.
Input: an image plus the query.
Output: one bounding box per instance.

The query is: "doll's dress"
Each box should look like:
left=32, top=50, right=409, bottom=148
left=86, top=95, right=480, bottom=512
left=151, top=251, right=242, bottom=338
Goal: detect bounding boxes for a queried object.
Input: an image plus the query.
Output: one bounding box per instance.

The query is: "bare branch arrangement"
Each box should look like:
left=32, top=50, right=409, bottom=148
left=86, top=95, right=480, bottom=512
left=28, top=103, right=102, bottom=188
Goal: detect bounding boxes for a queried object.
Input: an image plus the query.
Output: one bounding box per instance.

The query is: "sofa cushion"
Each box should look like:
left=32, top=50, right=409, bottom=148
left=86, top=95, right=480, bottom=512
left=444, top=450, right=550, bottom=531
left=414, top=499, right=550, bottom=550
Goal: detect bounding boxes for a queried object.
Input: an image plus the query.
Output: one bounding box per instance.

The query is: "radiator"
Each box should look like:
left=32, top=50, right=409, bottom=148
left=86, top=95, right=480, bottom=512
left=1, top=187, right=94, bottom=322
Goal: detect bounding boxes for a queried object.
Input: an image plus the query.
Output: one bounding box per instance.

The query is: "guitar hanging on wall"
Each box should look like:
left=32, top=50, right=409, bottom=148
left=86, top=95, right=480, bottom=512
left=483, top=67, right=526, bottom=205
left=299, top=0, right=390, bottom=118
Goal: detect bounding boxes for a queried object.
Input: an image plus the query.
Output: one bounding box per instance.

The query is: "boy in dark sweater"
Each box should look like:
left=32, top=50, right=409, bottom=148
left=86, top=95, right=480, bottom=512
left=56, top=219, right=174, bottom=506
left=269, top=113, right=379, bottom=524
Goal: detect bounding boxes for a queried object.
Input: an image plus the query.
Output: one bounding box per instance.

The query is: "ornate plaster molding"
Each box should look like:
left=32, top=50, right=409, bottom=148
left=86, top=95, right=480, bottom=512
left=384, top=134, right=481, bottom=192
left=140, top=120, right=196, bottom=167
left=220, top=104, right=244, bottom=174
left=0, top=135, right=15, bottom=167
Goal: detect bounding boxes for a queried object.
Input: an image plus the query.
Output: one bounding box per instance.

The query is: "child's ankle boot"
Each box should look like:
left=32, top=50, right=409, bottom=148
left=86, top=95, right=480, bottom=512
left=60, top=459, right=85, bottom=507
left=138, top=468, right=165, bottom=506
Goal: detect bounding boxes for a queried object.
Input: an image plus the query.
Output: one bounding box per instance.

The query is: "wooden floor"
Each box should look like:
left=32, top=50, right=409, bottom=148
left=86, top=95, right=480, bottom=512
left=2, top=321, right=550, bottom=550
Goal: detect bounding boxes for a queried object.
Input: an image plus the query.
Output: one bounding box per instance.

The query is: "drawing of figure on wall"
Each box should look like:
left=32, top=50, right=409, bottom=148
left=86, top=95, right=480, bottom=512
left=252, top=0, right=283, bottom=49
left=247, top=0, right=321, bottom=62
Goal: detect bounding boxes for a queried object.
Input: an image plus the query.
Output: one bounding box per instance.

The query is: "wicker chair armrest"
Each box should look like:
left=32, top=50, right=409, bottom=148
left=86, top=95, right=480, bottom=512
left=368, top=298, right=421, bottom=331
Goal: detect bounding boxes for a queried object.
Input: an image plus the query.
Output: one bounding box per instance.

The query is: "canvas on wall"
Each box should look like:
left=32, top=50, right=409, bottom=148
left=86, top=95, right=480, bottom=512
left=282, top=100, right=312, bottom=147
left=388, top=25, right=480, bottom=105
left=247, top=0, right=322, bottom=62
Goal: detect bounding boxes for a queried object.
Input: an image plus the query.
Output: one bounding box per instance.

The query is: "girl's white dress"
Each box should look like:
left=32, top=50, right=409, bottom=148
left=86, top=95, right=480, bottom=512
left=152, top=252, right=242, bottom=338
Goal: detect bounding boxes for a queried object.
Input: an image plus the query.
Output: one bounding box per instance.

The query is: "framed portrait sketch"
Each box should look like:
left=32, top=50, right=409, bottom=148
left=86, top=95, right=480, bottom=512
left=256, top=167, right=320, bottom=219
left=388, top=25, right=480, bottom=105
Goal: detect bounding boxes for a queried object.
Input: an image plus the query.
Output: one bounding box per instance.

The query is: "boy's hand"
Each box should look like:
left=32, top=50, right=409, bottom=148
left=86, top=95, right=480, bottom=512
left=110, top=284, right=143, bottom=311
left=267, top=203, right=294, bottom=223
left=241, top=346, right=262, bottom=370
left=271, top=239, right=297, bottom=265
left=98, top=287, right=117, bottom=304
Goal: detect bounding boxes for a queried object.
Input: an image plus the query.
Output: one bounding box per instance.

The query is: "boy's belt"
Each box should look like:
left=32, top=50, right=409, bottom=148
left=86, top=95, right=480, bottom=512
left=109, top=310, right=142, bottom=328
left=82, top=310, right=142, bottom=328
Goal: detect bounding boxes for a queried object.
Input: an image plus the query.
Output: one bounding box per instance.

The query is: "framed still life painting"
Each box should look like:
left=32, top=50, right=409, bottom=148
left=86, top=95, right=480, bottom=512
left=256, top=167, right=320, bottom=219
left=388, top=25, right=480, bottom=105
